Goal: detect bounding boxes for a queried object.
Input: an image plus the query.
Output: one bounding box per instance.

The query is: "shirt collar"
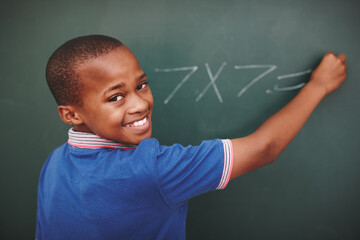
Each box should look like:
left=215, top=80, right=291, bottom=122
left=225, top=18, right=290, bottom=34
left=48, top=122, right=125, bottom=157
left=67, top=128, right=137, bottom=150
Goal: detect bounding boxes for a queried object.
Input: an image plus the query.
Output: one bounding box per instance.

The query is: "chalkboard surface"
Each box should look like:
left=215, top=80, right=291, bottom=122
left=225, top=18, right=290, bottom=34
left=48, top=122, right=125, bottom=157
left=1, top=0, right=359, bottom=239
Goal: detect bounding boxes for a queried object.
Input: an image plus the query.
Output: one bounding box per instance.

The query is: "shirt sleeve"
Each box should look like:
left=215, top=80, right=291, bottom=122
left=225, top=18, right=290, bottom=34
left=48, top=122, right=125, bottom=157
left=153, top=139, right=233, bottom=209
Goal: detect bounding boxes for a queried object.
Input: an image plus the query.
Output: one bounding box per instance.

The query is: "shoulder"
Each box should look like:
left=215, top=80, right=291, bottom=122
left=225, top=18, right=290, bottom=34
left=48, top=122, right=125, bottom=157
left=139, top=138, right=225, bottom=151
left=133, top=138, right=226, bottom=168
left=139, top=138, right=232, bottom=163
left=143, top=138, right=229, bottom=167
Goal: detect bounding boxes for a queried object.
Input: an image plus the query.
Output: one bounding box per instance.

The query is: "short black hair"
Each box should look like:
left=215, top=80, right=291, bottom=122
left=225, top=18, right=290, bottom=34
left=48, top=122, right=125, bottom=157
left=46, top=35, right=123, bottom=106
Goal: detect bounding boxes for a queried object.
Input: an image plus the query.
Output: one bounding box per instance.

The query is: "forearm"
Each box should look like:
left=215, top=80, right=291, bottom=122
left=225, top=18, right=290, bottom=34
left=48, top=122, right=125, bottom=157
left=230, top=82, right=326, bottom=178
left=254, top=81, right=326, bottom=161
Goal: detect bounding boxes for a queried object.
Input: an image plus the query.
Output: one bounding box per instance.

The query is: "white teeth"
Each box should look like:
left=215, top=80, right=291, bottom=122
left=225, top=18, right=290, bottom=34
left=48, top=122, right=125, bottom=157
left=129, top=117, right=147, bottom=127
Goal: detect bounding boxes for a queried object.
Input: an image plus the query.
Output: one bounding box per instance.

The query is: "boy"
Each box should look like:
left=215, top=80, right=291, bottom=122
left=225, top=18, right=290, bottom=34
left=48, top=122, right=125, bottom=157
left=36, top=35, right=347, bottom=239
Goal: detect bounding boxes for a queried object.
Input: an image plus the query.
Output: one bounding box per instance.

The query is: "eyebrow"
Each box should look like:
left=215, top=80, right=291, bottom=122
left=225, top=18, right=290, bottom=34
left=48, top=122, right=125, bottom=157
left=103, top=73, right=147, bottom=96
left=138, top=73, right=147, bottom=81
left=103, top=83, right=125, bottom=96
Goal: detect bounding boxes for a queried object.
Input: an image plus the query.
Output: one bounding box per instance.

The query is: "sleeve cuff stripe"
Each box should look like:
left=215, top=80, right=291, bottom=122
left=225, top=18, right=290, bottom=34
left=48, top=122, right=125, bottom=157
left=217, top=139, right=233, bottom=190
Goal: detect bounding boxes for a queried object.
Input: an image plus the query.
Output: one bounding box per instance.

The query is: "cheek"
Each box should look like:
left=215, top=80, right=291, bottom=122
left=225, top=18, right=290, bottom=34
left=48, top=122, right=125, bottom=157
left=109, top=108, right=126, bottom=119
left=96, top=106, right=126, bottom=125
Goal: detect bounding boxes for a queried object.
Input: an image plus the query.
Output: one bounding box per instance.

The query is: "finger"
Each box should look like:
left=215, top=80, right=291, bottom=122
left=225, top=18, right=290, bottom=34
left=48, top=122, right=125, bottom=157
left=325, top=51, right=335, bottom=58
left=338, top=53, right=346, bottom=62
left=343, top=62, right=347, bottom=69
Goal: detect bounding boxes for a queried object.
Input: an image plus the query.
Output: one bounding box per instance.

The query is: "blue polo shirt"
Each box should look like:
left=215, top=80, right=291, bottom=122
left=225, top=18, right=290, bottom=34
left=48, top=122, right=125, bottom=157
left=36, top=129, right=233, bottom=240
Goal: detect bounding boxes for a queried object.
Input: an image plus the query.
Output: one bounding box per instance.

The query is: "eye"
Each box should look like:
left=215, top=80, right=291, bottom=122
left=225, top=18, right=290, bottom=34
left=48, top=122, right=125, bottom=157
left=137, top=81, right=149, bottom=90
left=109, top=95, right=124, bottom=102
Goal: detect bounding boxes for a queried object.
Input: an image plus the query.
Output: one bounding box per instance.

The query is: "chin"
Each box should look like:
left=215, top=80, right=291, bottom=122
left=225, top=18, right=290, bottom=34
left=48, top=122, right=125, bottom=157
left=128, top=133, right=152, bottom=145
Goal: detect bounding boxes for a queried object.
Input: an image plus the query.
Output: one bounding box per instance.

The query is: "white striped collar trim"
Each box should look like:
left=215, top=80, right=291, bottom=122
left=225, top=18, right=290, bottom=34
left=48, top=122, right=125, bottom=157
left=67, top=128, right=137, bottom=149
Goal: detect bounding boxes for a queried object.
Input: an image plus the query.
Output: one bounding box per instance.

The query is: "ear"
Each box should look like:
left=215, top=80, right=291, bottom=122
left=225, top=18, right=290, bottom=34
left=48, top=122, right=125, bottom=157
left=57, top=105, right=84, bottom=125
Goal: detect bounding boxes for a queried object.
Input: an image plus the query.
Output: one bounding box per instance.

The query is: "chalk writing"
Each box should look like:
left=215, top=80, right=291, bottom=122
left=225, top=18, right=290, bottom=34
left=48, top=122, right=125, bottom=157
left=154, top=63, right=312, bottom=103
left=196, top=62, right=227, bottom=103
left=154, top=66, right=198, bottom=104
left=234, top=65, right=277, bottom=97
left=266, top=69, right=312, bottom=94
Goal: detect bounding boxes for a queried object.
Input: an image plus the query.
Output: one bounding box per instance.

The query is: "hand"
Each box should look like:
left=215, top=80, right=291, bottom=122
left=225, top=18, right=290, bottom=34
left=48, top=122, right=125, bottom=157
left=309, top=52, right=347, bottom=96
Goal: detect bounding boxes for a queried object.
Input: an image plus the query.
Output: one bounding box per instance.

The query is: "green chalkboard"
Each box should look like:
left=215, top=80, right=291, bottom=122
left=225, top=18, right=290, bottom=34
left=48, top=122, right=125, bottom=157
left=1, top=0, right=359, bottom=239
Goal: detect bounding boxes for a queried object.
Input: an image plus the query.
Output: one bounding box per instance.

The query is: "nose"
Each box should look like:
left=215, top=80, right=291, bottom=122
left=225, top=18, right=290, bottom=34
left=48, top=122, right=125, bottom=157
left=127, top=93, right=149, bottom=115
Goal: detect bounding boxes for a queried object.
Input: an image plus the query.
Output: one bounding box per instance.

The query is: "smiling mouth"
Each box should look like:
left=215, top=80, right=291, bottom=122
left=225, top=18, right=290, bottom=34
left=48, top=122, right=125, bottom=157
left=125, top=117, right=148, bottom=128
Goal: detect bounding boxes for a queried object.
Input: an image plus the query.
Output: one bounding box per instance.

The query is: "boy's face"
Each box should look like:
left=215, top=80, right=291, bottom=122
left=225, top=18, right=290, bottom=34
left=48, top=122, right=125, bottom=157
left=73, top=46, right=153, bottom=145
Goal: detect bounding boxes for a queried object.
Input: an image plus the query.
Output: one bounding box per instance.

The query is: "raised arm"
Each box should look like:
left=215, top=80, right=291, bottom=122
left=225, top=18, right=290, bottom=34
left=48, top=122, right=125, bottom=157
left=230, top=52, right=347, bottom=179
